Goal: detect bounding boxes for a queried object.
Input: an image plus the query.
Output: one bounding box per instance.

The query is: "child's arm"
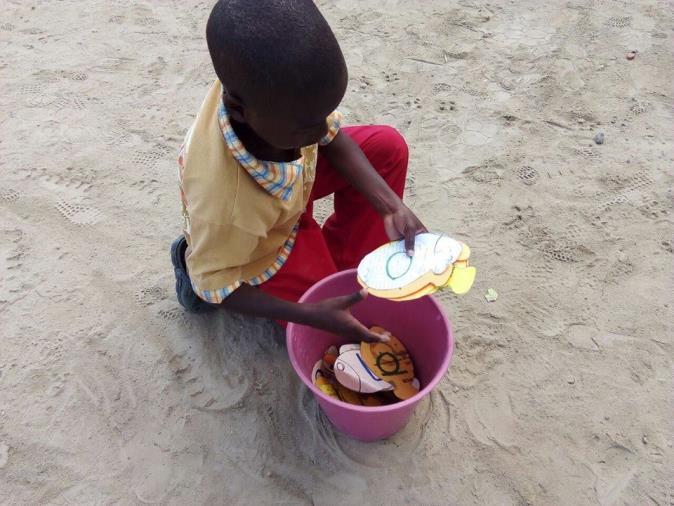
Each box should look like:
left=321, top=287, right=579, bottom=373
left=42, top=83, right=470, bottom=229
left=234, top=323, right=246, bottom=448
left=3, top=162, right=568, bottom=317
left=319, top=130, right=426, bottom=255
left=220, top=283, right=387, bottom=342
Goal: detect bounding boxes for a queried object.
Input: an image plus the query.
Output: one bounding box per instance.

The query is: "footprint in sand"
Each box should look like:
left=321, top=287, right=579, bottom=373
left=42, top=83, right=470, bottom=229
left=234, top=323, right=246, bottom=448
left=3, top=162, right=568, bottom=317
left=592, top=444, right=640, bottom=505
left=168, top=349, right=250, bottom=412
left=0, top=227, right=29, bottom=302
left=464, top=385, right=517, bottom=447
left=0, top=188, right=20, bottom=203
left=121, top=434, right=204, bottom=505
left=164, top=312, right=253, bottom=413
left=55, top=199, right=104, bottom=226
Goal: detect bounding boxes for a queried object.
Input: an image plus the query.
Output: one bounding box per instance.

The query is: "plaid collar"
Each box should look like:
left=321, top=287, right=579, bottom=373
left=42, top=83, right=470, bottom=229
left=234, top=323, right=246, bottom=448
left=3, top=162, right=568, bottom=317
left=217, top=98, right=302, bottom=201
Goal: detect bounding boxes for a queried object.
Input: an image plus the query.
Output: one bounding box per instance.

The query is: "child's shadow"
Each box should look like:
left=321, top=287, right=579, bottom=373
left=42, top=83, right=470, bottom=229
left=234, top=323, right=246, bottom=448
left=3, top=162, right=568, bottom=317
left=163, top=305, right=436, bottom=492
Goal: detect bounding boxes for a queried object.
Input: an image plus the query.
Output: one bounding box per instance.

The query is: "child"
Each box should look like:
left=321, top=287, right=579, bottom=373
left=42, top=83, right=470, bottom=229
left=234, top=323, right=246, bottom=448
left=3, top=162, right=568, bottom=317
left=172, top=0, right=426, bottom=342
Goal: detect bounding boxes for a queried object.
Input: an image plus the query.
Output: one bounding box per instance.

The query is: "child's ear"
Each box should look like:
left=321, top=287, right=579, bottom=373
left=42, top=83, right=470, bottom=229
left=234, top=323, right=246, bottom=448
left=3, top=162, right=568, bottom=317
left=223, top=93, right=247, bottom=123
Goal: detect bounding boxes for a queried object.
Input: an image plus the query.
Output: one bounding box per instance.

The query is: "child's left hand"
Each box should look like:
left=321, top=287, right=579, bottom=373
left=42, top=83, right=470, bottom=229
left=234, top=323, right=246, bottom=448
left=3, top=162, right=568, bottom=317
left=383, top=203, right=427, bottom=256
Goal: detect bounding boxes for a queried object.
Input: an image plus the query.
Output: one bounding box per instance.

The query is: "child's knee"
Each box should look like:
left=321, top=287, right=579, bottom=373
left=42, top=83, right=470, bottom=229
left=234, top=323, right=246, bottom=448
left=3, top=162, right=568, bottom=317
left=375, top=125, right=408, bottom=160
left=377, top=125, right=408, bottom=156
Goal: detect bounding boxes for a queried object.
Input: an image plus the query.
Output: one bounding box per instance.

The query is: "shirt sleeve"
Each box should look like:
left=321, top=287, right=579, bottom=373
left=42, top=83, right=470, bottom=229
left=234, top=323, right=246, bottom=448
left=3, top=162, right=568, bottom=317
left=318, top=110, right=344, bottom=146
left=185, top=216, right=261, bottom=304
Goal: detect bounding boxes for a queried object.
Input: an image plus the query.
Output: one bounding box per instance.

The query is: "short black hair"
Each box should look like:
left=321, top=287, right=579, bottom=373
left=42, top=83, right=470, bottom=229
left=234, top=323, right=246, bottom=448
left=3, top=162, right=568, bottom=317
left=206, top=0, right=347, bottom=104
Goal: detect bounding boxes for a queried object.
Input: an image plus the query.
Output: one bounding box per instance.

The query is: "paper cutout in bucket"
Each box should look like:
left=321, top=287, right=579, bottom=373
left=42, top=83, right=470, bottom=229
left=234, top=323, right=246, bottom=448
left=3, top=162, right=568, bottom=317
left=311, top=359, right=339, bottom=399
left=312, top=326, right=421, bottom=405
left=334, top=349, right=394, bottom=394
left=334, top=383, right=384, bottom=406
left=311, top=357, right=385, bottom=406
left=357, top=232, right=476, bottom=301
left=360, top=327, right=419, bottom=400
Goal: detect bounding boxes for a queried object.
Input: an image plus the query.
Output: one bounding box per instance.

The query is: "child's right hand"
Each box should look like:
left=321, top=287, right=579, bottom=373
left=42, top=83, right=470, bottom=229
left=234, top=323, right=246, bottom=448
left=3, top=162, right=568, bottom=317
left=307, top=289, right=390, bottom=343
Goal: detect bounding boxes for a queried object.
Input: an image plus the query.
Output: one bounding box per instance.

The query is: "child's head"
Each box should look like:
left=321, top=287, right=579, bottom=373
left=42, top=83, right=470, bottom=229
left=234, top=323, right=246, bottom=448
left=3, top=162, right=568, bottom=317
left=206, top=0, right=348, bottom=150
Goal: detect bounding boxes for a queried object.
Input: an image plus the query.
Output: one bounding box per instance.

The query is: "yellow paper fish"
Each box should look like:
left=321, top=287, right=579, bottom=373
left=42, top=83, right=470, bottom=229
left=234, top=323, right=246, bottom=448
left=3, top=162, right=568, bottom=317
left=357, top=233, right=476, bottom=301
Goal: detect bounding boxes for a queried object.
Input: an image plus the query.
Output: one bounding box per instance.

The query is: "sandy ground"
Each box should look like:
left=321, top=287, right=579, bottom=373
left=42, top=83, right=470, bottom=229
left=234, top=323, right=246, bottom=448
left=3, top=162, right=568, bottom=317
left=1, top=0, right=673, bottom=504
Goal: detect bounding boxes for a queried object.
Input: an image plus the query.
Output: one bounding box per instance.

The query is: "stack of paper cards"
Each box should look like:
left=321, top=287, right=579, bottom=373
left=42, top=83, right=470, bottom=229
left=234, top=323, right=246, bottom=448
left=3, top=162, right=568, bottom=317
left=357, top=232, right=476, bottom=301
left=311, top=327, right=420, bottom=406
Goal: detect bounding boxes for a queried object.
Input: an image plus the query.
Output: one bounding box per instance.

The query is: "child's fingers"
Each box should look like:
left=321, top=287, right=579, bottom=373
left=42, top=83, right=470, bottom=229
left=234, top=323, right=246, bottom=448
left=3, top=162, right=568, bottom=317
left=405, top=228, right=416, bottom=257
left=383, top=215, right=399, bottom=242
left=362, top=326, right=390, bottom=343
left=339, top=288, right=368, bottom=308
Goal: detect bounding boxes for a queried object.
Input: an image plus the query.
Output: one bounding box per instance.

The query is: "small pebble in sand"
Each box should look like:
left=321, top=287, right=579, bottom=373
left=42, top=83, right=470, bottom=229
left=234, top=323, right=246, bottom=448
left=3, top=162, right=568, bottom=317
left=593, top=132, right=605, bottom=145
left=626, top=51, right=637, bottom=60
left=566, top=376, right=576, bottom=384
left=485, top=288, right=498, bottom=302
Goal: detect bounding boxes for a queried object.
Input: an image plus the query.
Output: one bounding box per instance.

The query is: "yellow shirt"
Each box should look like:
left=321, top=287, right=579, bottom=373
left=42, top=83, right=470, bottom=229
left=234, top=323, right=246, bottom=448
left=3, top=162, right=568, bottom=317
left=178, top=81, right=342, bottom=303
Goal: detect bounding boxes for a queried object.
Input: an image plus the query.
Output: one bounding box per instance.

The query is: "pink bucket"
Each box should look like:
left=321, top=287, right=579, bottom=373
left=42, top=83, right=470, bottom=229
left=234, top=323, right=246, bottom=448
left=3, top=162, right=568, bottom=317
left=287, top=269, right=454, bottom=442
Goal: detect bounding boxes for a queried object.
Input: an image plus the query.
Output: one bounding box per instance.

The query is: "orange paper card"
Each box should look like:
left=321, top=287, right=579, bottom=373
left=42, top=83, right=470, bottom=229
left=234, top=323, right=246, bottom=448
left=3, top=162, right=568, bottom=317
left=360, top=327, right=419, bottom=400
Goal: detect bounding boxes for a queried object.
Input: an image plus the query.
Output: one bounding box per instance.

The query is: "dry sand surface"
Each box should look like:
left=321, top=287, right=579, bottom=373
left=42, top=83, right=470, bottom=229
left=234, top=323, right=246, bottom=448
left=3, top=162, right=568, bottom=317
left=1, top=0, right=673, bottom=504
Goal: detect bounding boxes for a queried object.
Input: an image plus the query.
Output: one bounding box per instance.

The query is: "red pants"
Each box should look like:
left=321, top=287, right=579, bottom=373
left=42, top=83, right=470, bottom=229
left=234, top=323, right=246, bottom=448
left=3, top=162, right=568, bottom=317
left=259, top=125, right=408, bottom=308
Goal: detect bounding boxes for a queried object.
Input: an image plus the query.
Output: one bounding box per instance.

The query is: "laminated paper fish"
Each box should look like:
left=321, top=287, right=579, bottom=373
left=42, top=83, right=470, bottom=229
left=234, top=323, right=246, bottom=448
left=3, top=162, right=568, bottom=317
left=311, top=357, right=384, bottom=406
left=334, top=349, right=394, bottom=394
left=360, top=327, right=419, bottom=400
left=357, top=232, right=476, bottom=301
